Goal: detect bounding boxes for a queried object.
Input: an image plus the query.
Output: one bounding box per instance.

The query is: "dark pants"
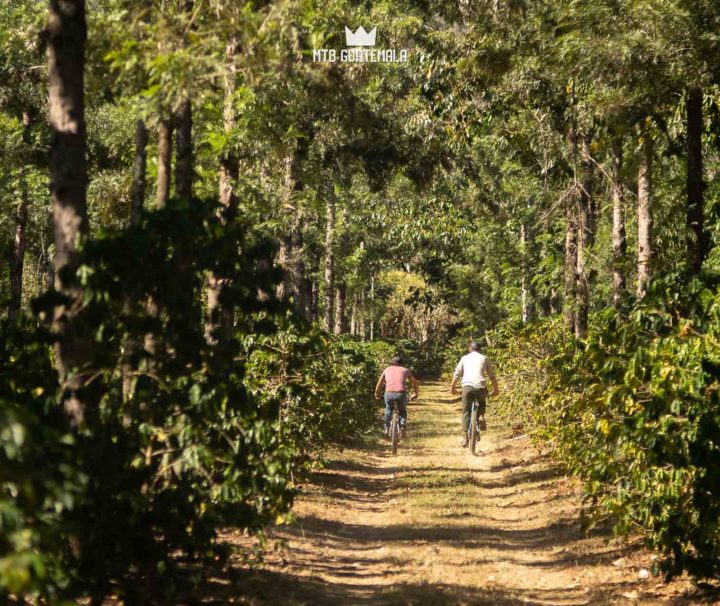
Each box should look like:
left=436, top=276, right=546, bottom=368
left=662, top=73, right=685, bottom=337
left=462, top=386, right=487, bottom=433
left=384, top=392, right=408, bottom=429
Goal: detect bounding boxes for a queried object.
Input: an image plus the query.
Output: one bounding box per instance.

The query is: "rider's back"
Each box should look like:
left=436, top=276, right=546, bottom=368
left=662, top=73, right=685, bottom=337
left=455, top=351, right=493, bottom=388
left=383, top=365, right=410, bottom=392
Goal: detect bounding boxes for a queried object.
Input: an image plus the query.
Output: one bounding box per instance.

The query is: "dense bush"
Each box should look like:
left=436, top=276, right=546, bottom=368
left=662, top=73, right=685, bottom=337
left=494, top=274, right=720, bottom=580
left=0, top=200, right=392, bottom=603
left=244, top=326, right=396, bottom=461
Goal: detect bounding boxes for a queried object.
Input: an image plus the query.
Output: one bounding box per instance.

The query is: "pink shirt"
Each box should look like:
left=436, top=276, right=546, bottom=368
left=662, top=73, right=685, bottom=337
left=383, top=365, right=411, bottom=392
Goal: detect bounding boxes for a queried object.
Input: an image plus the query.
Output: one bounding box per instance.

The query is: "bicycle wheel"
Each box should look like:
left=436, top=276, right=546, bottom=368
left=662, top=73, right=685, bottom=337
left=469, top=406, right=478, bottom=454
left=391, top=409, right=399, bottom=455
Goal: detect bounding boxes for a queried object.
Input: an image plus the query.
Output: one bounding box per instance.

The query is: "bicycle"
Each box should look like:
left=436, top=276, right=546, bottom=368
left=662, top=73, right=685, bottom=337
left=467, top=394, right=487, bottom=455
left=389, top=400, right=401, bottom=455
left=386, top=394, right=415, bottom=455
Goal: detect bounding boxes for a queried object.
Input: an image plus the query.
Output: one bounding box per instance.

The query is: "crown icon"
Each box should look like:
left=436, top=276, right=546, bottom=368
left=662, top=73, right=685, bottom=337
left=345, top=26, right=377, bottom=47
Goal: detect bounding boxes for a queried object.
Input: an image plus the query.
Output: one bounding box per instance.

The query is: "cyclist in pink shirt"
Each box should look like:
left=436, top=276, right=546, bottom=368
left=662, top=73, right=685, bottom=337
left=374, top=355, right=420, bottom=437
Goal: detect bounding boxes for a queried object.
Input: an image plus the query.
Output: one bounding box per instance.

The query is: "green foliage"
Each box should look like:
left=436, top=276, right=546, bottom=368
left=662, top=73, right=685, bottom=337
left=0, top=196, right=401, bottom=603
left=245, top=325, right=395, bottom=458
left=495, top=274, right=720, bottom=579
left=1, top=200, right=295, bottom=603
left=0, top=321, right=73, bottom=599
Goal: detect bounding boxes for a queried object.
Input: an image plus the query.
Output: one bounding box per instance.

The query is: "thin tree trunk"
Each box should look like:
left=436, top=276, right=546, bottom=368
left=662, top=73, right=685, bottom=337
left=207, top=39, right=240, bottom=341
left=359, top=289, right=366, bottom=340
left=311, top=280, right=319, bottom=323
left=611, top=136, right=626, bottom=307
left=575, top=134, right=594, bottom=338
left=323, top=192, right=336, bottom=332
left=276, top=234, right=292, bottom=300
left=122, top=118, right=149, bottom=402
left=48, top=0, right=90, bottom=427
left=334, top=205, right=349, bottom=334
left=563, top=103, right=578, bottom=333
left=369, top=277, right=375, bottom=340
left=9, top=190, right=28, bottom=321
left=9, top=113, right=32, bottom=320
left=520, top=198, right=535, bottom=324
left=637, top=123, right=654, bottom=298
left=687, top=87, right=706, bottom=273
left=294, top=227, right=312, bottom=319
left=174, top=99, right=193, bottom=199
left=148, top=117, right=171, bottom=359
left=563, top=204, right=578, bottom=332
left=350, top=293, right=357, bottom=336
left=219, top=41, right=239, bottom=211
left=130, top=119, right=148, bottom=224
left=156, top=118, right=172, bottom=207
left=276, top=147, right=310, bottom=321
left=334, top=285, right=347, bottom=334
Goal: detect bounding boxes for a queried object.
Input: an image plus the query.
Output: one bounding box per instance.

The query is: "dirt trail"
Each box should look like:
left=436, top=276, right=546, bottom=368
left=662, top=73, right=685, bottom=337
left=212, top=382, right=704, bottom=605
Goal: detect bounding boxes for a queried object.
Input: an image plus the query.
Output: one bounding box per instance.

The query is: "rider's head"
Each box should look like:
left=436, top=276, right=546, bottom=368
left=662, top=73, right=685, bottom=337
left=469, top=341, right=481, bottom=353
left=392, top=355, right=404, bottom=365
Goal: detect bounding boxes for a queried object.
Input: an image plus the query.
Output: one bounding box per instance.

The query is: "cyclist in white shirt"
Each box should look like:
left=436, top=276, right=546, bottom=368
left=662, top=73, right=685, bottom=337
left=449, top=341, right=500, bottom=447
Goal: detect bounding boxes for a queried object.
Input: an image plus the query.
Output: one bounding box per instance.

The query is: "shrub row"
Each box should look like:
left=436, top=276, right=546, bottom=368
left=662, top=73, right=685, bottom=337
left=492, top=273, right=720, bottom=580
left=0, top=201, right=392, bottom=604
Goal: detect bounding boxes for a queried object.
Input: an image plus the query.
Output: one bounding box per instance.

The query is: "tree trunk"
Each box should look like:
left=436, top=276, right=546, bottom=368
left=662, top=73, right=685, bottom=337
left=563, top=204, right=577, bottom=332
left=130, top=119, right=148, bottom=225
left=611, top=136, right=626, bottom=307
left=219, top=40, right=239, bottom=211
left=48, top=0, right=90, bottom=427
left=520, top=198, right=535, bottom=324
left=122, top=118, right=148, bottom=401
left=563, top=111, right=578, bottom=333
left=359, top=289, right=366, bottom=340
left=369, top=277, right=375, bottom=340
left=174, top=99, right=193, bottom=199
left=687, top=87, right=706, bottom=273
left=637, top=123, right=654, bottom=298
left=156, top=118, right=172, bottom=207
left=276, top=233, right=292, bottom=300
left=9, top=189, right=28, bottom=321
left=291, top=227, right=312, bottom=320
left=323, top=192, right=336, bottom=332
left=575, top=134, right=594, bottom=338
left=334, top=205, right=349, bottom=334
left=207, top=39, right=240, bottom=341
left=334, top=285, right=347, bottom=334
left=9, top=113, right=32, bottom=320
left=276, top=147, right=311, bottom=320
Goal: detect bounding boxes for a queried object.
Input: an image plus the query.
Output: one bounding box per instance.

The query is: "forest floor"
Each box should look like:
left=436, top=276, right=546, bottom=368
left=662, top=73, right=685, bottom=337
left=198, top=382, right=717, bottom=605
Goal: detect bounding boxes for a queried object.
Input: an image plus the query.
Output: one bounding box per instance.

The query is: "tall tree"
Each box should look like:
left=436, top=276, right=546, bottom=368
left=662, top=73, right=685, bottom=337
left=175, top=99, right=193, bottom=199
left=636, top=123, right=654, bottom=298
left=611, top=135, right=627, bottom=307
left=207, top=38, right=240, bottom=341
left=563, top=203, right=578, bottom=332
left=121, top=118, right=149, bottom=402
left=334, top=204, right=349, bottom=334
left=277, top=144, right=312, bottom=319
left=156, top=118, right=172, bottom=207
left=575, top=134, right=595, bottom=338
left=8, top=112, right=33, bottom=320
left=520, top=198, right=535, bottom=324
left=47, top=0, right=90, bottom=426
left=130, top=119, right=148, bottom=225
left=323, top=188, right=336, bottom=332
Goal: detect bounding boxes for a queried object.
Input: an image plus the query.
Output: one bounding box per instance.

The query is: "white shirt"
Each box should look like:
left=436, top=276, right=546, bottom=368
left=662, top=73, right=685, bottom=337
left=453, top=351, right=495, bottom=388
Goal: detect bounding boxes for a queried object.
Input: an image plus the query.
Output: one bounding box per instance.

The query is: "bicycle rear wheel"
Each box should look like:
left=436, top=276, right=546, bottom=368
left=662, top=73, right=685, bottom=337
left=469, top=407, right=478, bottom=454
left=391, top=409, right=399, bottom=455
